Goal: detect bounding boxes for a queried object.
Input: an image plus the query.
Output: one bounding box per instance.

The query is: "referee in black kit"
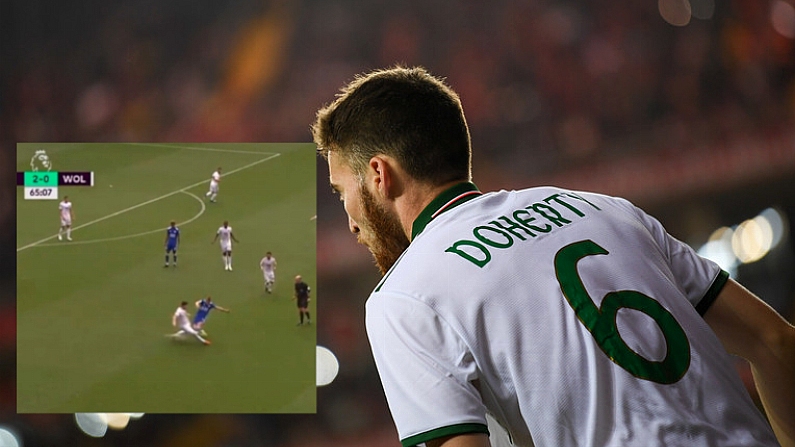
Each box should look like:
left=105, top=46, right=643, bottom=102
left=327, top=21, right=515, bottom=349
left=294, top=275, right=311, bottom=326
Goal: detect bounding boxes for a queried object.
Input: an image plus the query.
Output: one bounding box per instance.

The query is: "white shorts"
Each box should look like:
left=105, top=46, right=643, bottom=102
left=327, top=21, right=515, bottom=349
left=221, top=242, right=232, bottom=252
left=264, top=271, right=275, bottom=282
left=180, top=324, right=199, bottom=335
left=61, top=217, right=71, bottom=227
left=209, top=182, right=219, bottom=194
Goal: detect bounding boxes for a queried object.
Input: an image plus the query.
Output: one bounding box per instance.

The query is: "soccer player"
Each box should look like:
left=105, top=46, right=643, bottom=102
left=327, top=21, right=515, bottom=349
left=211, top=220, right=239, bottom=271
left=293, top=275, right=311, bottom=326
left=192, top=296, right=229, bottom=336
left=313, top=67, right=795, bottom=447
left=171, top=301, right=210, bottom=345
left=57, top=196, right=73, bottom=241
left=164, top=221, right=180, bottom=267
left=260, top=251, right=277, bottom=293
left=205, top=166, right=221, bottom=202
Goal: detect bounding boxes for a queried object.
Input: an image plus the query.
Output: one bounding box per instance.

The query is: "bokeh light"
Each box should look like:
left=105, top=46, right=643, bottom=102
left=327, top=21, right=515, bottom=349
left=659, top=0, right=692, bottom=26
left=317, top=345, right=340, bottom=387
left=698, top=227, right=739, bottom=275
left=760, top=207, right=787, bottom=248
left=690, top=0, right=715, bottom=20
left=75, top=413, right=108, bottom=438
left=732, top=216, right=774, bottom=263
left=0, top=427, right=21, bottom=447
left=771, top=0, right=795, bottom=39
left=73, top=413, right=145, bottom=437
left=698, top=208, right=788, bottom=271
left=105, top=413, right=131, bottom=430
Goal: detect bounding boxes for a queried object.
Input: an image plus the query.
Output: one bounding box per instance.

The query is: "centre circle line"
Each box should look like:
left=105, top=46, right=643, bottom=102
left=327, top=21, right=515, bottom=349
left=33, top=191, right=206, bottom=247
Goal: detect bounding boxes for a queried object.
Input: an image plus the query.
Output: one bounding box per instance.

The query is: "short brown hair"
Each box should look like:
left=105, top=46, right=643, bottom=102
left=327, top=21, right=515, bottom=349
left=312, top=66, right=472, bottom=185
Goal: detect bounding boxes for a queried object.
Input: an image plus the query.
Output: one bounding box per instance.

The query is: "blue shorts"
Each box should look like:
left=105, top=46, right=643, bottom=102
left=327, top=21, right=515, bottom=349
left=166, top=244, right=177, bottom=253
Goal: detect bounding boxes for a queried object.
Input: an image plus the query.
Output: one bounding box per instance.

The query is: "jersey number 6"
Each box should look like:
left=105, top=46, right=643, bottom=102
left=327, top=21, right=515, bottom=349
left=554, top=240, right=690, bottom=384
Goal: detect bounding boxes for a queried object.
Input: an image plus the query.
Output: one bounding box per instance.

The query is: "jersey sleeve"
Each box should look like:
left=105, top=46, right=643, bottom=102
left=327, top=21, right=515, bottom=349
left=622, top=199, right=728, bottom=314
left=366, top=291, right=489, bottom=447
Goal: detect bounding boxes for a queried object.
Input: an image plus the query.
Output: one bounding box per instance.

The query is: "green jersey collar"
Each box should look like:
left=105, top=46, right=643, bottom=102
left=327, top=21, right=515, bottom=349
left=411, top=182, right=481, bottom=240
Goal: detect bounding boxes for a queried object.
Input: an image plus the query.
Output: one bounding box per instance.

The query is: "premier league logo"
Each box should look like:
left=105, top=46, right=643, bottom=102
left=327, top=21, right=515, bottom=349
left=30, top=149, right=53, bottom=172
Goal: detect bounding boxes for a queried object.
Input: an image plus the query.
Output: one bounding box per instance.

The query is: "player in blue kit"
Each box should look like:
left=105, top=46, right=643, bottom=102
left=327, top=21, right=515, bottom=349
left=164, top=221, right=180, bottom=267
left=192, top=296, right=229, bottom=336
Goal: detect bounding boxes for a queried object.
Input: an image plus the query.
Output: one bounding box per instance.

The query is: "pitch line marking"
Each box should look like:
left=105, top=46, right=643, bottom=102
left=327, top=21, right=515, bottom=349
left=16, top=153, right=280, bottom=252
left=34, top=191, right=205, bottom=247
left=127, top=142, right=279, bottom=155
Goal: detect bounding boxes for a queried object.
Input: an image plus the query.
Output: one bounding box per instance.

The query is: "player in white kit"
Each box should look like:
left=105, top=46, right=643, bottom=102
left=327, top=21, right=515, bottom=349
left=205, top=167, right=221, bottom=202
left=211, top=220, right=238, bottom=270
left=58, top=196, right=73, bottom=241
left=259, top=251, right=277, bottom=293
left=170, top=301, right=210, bottom=345
left=313, top=67, right=795, bottom=447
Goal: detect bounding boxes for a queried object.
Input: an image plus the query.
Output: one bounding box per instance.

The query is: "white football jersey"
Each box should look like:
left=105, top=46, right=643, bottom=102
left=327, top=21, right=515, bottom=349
left=260, top=256, right=276, bottom=272
left=365, top=183, right=778, bottom=447
left=217, top=226, right=233, bottom=244
left=59, top=201, right=72, bottom=218
left=174, top=307, right=189, bottom=327
left=210, top=171, right=220, bottom=185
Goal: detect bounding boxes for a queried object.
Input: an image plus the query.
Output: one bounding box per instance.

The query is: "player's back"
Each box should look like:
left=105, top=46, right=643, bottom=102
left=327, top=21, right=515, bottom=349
left=369, top=186, right=778, bottom=447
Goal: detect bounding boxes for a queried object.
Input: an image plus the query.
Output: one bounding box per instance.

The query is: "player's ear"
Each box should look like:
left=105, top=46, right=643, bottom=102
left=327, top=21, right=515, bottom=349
left=368, top=155, right=402, bottom=201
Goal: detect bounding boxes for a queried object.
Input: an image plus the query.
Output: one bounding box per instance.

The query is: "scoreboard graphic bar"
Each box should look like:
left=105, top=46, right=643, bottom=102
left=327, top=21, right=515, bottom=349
left=18, top=171, right=94, bottom=200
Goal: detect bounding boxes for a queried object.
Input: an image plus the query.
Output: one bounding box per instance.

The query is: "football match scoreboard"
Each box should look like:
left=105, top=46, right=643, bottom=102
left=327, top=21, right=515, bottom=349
left=17, top=171, right=94, bottom=200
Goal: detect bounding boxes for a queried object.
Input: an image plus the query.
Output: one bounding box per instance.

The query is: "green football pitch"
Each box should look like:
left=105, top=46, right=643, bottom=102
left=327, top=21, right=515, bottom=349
left=16, top=143, right=317, bottom=413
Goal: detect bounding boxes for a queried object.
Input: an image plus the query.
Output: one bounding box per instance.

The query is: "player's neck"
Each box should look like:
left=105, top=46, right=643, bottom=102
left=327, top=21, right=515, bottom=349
left=396, top=180, right=467, bottom=242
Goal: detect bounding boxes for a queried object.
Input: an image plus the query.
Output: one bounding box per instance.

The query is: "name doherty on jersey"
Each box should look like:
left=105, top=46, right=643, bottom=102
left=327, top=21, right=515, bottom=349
left=445, top=192, right=602, bottom=267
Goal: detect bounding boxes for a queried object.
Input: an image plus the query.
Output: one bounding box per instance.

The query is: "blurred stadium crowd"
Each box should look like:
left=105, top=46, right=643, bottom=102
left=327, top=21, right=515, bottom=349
left=2, top=0, right=794, bottom=445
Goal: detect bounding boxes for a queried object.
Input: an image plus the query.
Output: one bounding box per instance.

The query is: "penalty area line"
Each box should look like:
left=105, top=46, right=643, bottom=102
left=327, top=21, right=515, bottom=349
left=126, top=142, right=280, bottom=155
left=16, top=153, right=280, bottom=252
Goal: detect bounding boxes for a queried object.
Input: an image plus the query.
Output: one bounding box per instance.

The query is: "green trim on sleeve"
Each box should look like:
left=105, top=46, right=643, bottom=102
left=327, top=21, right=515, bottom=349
left=696, top=269, right=730, bottom=316
left=401, top=423, right=490, bottom=447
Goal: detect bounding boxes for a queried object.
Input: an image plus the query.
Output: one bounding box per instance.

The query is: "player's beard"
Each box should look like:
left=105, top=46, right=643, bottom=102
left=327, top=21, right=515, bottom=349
left=357, top=185, right=410, bottom=275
